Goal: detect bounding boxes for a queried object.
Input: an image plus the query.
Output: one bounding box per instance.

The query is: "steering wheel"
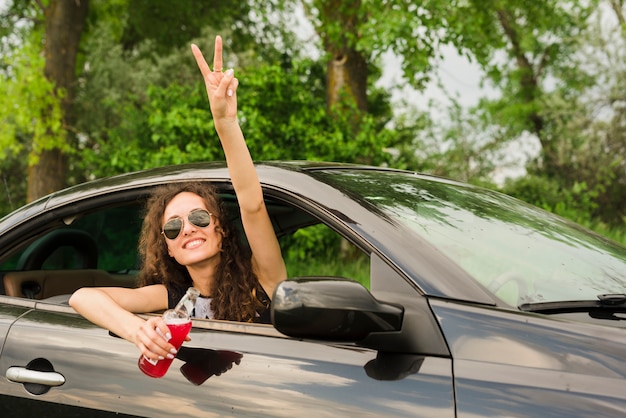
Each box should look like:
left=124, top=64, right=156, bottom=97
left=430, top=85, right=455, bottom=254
left=16, top=229, right=98, bottom=270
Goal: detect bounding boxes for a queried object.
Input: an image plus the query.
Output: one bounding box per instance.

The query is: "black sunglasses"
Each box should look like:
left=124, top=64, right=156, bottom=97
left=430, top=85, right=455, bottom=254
left=162, top=209, right=212, bottom=240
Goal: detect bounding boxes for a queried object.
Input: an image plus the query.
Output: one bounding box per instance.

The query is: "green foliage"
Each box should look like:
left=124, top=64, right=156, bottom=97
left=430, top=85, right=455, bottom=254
left=588, top=221, right=626, bottom=248
left=238, top=58, right=395, bottom=164
left=118, top=0, right=253, bottom=53
left=280, top=223, right=370, bottom=287
left=0, top=28, right=66, bottom=166
left=445, top=0, right=599, bottom=166
left=2, top=0, right=626, bottom=247
left=73, top=23, right=222, bottom=178
left=501, top=175, right=597, bottom=225
left=281, top=223, right=339, bottom=262
left=501, top=174, right=626, bottom=248
left=425, top=0, right=626, bottom=234
left=284, top=252, right=370, bottom=288
left=449, top=0, right=597, bottom=78
left=0, top=0, right=39, bottom=43
left=491, top=5, right=626, bottom=228
left=78, top=77, right=221, bottom=178
left=74, top=21, right=397, bottom=180
left=358, top=0, right=454, bottom=88
left=296, top=0, right=456, bottom=90
left=0, top=149, right=27, bottom=216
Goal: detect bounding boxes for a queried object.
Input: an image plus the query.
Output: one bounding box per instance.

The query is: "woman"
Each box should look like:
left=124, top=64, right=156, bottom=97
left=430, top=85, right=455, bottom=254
left=69, top=35, right=287, bottom=364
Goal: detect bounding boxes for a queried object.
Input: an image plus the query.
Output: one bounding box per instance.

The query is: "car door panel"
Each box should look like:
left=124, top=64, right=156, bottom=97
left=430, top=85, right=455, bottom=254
left=0, top=305, right=455, bottom=417
left=178, top=327, right=455, bottom=417
left=0, top=308, right=144, bottom=417
left=430, top=300, right=626, bottom=417
left=0, top=302, right=32, bottom=350
left=454, top=361, right=626, bottom=417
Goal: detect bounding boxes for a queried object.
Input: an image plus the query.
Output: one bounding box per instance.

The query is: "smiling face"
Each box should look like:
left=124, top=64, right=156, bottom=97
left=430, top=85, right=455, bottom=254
left=162, top=191, right=222, bottom=268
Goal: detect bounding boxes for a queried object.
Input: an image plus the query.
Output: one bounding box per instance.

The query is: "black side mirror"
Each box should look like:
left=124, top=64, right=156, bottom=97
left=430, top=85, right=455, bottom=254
left=271, top=277, right=403, bottom=342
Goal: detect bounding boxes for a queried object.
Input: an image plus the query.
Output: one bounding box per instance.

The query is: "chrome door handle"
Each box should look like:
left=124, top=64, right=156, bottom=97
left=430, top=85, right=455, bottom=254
left=6, top=366, right=65, bottom=387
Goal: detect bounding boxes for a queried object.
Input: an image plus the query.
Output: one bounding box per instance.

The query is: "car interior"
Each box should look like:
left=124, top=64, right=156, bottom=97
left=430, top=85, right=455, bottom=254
left=0, top=202, right=144, bottom=300
left=0, top=187, right=371, bottom=307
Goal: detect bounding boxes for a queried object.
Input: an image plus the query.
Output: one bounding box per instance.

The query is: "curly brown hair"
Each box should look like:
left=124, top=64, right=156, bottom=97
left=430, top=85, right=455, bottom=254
left=137, top=182, right=268, bottom=322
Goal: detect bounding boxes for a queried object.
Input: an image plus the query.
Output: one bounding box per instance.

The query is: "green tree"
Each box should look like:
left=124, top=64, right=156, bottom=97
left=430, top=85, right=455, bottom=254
left=446, top=0, right=598, bottom=179
left=0, top=29, right=54, bottom=213
left=482, top=2, right=625, bottom=226
left=305, top=2, right=453, bottom=124
left=73, top=27, right=397, bottom=179
left=117, top=0, right=254, bottom=53
left=0, top=0, right=88, bottom=203
left=0, top=0, right=282, bottom=210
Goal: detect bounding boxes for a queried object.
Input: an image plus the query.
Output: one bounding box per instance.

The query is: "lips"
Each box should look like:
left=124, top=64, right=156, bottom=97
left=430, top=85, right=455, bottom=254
left=183, top=238, right=205, bottom=249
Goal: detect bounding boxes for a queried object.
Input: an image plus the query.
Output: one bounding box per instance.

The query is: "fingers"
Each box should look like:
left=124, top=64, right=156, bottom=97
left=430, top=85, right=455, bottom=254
left=190, top=44, right=210, bottom=78
left=216, top=69, right=238, bottom=98
left=228, top=77, right=239, bottom=97
left=213, top=35, right=223, bottom=72
left=191, top=35, right=223, bottom=75
left=191, top=35, right=238, bottom=117
left=136, top=317, right=177, bottom=361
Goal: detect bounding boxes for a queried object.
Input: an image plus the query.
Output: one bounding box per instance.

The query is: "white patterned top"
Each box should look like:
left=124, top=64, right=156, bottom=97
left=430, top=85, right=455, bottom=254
left=193, top=296, right=215, bottom=319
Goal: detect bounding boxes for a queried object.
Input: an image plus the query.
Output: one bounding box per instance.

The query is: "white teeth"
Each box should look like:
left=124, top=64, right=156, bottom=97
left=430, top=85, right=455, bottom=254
left=185, top=239, right=204, bottom=249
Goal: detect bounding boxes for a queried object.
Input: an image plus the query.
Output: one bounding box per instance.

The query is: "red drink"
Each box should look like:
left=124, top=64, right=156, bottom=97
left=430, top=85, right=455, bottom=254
left=138, top=318, right=192, bottom=378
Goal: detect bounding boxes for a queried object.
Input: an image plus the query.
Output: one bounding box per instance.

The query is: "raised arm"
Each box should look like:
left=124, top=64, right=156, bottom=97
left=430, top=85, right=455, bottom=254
left=191, top=36, right=287, bottom=298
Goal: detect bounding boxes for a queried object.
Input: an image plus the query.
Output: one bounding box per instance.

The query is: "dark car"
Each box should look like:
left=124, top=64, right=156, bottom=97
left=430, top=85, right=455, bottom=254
left=0, top=161, right=625, bottom=417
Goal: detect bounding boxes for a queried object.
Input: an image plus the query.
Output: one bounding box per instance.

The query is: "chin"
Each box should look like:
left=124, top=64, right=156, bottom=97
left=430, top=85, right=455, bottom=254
left=180, top=251, right=219, bottom=268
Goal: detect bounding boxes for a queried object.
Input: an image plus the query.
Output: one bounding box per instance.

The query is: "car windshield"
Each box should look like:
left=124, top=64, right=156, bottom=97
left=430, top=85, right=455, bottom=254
left=319, top=169, right=626, bottom=307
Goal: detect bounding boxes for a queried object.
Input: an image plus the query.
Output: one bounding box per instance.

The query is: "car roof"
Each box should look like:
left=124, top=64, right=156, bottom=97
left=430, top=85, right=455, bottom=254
left=1, top=161, right=424, bottom=234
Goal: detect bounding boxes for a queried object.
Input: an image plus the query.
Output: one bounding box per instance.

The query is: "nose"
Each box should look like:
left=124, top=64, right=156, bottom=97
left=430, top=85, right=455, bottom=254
left=181, top=218, right=197, bottom=236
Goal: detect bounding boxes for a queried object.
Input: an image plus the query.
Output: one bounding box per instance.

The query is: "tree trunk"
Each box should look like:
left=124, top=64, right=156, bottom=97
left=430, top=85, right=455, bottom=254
left=496, top=8, right=562, bottom=178
left=27, top=0, right=89, bottom=202
left=609, top=0, right=625, bottom=27
left=316, top=0, right=368, bottom=114
left=326, top=46, right=368, bottom=113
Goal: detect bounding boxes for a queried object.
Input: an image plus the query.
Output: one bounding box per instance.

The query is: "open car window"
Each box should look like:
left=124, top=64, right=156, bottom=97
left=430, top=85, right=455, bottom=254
left=0, top=203, right=143, bottom=274
left=278, top=222, right=370, bottom=289
left=0, top=186, right=370, bottom=302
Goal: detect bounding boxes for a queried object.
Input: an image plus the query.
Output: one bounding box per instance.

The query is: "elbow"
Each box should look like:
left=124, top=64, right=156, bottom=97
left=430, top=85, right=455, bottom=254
left=68, top=287, right=88, bottom=310
left=242, top=197, right=266, bottom=216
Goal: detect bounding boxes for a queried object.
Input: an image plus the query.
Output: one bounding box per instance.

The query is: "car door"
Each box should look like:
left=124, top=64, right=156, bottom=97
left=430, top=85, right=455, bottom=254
left=0, top=297, right=34, bottom=414
left=0, top=294, right=455, bottom=418
left=0, top=298, right=144, bottom=418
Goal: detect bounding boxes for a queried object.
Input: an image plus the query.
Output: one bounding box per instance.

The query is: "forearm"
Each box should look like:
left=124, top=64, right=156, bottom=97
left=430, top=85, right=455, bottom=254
left=69, top=287, right=144, bottom=343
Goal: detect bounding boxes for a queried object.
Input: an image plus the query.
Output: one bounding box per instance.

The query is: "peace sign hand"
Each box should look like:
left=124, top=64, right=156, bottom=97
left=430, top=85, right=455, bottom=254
left=191, top=35, right=239, bottom=122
